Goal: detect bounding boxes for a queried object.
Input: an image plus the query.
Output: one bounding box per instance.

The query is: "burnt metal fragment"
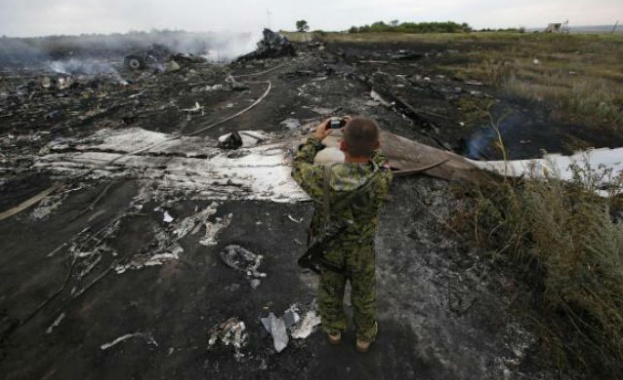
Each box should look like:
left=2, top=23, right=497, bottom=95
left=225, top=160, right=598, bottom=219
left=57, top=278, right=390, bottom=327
left=218, top=131, right=243, bottom=150
left=236, top=29, right=296, bottom=63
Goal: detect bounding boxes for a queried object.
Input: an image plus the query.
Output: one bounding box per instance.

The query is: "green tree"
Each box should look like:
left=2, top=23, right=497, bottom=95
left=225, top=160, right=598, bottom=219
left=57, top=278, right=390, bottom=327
left=296, top=20, right=310, bottom=32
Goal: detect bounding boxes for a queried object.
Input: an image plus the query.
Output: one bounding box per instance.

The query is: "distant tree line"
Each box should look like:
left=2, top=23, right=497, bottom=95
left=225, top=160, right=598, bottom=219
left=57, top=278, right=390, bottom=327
left=479, top=27, right=526, bottom=33
left=348, top=21, right=472, bottom=34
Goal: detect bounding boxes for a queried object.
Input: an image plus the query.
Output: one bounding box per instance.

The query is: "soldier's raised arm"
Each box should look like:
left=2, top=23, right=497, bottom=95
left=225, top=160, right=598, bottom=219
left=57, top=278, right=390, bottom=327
left=291, top=119, right=333, bottom=201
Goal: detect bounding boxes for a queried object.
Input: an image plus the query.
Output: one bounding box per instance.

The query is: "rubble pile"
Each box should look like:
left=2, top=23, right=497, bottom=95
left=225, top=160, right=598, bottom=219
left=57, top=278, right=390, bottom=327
left=236, top=29, right=296, bottom=62
left=124, top=44, right=207, bottom=72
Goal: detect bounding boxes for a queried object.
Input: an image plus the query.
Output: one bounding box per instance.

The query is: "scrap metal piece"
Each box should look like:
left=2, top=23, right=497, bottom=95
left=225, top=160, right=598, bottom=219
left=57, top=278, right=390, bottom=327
left=100, top=332, right=158, bottom=350
left=208, top=317, right=248, bottom=360
left=283, top=306, right=300, bottom=328
left=199, top=213, right=233, bottom=247
left=261, top=312, right=289, bottom=353
left=45, top=313, right=66, bottom=334
left=280, top=118, right=301, bottom=130
left=0, top=184, right=62, bottom=222
left=218, top=131, right=243, bottom=150
left=165, top=60, right=181, bottom=72
left=290, top=310, right=321, bottom=340
left=124, top=55, right=147, bottom=70
left=163, top=211, right=174, bottom=223
left=208, top=317, right=247, bottom=349
left=219, top=245, right=266, bottom=281
left=124, top=44, right=172, bottom=71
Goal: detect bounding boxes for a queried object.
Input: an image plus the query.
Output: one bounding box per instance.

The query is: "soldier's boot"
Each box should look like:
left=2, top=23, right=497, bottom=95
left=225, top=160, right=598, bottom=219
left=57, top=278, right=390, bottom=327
left=355, top=321, right=377, bottom=353
left=327, top=330, right=342, bottom=345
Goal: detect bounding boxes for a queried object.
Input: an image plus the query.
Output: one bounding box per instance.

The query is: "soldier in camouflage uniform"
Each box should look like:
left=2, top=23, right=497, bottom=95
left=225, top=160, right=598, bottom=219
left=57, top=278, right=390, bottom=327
left=291, top=116, right=392, bottom=352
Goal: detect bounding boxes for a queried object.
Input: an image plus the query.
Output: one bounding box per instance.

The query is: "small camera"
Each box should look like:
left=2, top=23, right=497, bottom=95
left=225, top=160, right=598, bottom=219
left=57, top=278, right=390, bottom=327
left=329, top=117, right=347, bottom=129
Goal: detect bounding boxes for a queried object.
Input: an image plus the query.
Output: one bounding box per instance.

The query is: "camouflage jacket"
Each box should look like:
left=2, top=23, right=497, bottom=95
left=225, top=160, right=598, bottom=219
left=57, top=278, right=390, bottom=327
left=291, top=137, right=393, bottom=246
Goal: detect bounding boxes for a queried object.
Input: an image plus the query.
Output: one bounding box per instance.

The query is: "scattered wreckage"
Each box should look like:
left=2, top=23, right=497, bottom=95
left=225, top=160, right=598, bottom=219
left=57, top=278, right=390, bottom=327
left=319, top=128, right=623, bottom=194
left=236, top=29, right=296, bottom=63
left=124, top=43, right=208, bottom=72
left=4, top=121, right=621, bottom=225
left=123, top=29, right=295, bottom=70
left=124, top=44, right=173, bottom=70
left=1, top=29, right=623, bottom=379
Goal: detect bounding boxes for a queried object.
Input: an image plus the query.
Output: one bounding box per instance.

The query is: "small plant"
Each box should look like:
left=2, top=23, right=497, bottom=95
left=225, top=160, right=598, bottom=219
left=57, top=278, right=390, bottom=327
left=482, top=58, right=514, bottom=88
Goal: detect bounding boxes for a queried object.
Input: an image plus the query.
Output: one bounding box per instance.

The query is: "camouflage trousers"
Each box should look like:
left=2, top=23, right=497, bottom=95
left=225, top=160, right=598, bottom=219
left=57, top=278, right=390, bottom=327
left=318, top=241, right=377, bottom=341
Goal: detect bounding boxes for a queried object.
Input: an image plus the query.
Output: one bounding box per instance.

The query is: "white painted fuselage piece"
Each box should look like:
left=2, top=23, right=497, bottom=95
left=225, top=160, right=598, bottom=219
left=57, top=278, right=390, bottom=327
left=468, top=148, right=623, bottom=196
left=36, top=128, right=623, bottom=200
left=36, top=128, right=308, bottom=203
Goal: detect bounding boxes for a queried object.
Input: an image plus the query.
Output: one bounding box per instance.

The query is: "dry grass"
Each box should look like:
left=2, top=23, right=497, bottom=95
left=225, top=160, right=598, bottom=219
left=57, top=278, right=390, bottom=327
left=296, top=31, right=623, bottom=133
left=455, top=149, right=623, bottom=376
left=445, top=32, right=623, bottom=377
left=504, top=75, right=623, bottom=127
left=285, top=31, right=523, bottom=45
left=445, top=34, right=623, bottom=133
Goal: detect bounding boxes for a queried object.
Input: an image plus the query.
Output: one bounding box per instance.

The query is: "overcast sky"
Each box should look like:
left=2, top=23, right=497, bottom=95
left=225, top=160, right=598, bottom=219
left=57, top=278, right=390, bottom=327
left=1, top=0, right=621, bottom=37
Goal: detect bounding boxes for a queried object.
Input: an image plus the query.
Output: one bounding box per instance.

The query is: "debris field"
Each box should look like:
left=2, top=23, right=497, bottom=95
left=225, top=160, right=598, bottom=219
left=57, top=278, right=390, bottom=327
left=1, top=33, right=612, bottom=379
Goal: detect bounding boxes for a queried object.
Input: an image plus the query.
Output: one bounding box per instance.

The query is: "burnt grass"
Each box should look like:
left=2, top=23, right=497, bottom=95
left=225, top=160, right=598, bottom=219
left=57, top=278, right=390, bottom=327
left=0, top=36, right=619, bottom=379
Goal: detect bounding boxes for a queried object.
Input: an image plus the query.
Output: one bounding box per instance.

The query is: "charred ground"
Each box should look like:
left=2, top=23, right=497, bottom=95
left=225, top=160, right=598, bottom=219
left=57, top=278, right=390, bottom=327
left=1, top=32, right=621, bottom=379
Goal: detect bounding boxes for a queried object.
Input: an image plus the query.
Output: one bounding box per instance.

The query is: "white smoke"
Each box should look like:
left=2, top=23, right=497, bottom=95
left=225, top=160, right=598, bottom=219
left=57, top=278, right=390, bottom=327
left=202, top=32, right=262, bottom=63
left=46, top=59, right=127, bottom=84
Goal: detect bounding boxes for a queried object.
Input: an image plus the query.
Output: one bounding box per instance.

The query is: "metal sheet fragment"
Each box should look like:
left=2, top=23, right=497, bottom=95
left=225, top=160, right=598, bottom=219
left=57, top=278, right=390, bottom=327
left=100, top=333, right=158, bottom=350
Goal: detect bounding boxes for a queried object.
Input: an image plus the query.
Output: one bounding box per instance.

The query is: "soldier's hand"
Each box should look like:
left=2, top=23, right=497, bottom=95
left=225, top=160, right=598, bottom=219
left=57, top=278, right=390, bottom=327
left=313, top=118, right=333, bottom=140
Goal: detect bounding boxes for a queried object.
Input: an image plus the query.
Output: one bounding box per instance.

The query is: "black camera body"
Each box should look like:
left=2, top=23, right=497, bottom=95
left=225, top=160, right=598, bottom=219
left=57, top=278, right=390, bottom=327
left=329, top=117, right=347, bottom=129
